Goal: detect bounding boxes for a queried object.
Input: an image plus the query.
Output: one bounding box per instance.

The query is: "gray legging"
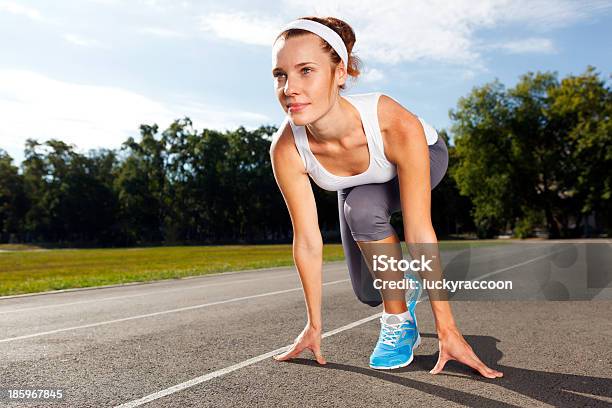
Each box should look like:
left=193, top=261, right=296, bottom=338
left=337, top=135, right=449, bottom=307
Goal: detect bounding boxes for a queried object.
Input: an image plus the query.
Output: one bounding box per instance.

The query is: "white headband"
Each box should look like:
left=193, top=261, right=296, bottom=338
left=274, top=19, right=348, bottom=68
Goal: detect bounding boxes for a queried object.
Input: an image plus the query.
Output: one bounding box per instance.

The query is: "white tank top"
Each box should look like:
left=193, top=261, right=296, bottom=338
left=282, top=92, right=439, bottom=192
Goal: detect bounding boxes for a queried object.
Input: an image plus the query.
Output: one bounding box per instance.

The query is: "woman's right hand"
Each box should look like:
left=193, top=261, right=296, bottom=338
left=273, top=323, right=327, bottom=365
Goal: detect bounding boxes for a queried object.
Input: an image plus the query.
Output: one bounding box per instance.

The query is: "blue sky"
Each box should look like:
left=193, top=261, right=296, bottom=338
left=1, top=0, right=611, bottom=166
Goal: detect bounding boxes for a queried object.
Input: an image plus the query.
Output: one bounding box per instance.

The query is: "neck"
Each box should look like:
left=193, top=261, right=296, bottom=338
left=305, top=94, right=359, bottom=145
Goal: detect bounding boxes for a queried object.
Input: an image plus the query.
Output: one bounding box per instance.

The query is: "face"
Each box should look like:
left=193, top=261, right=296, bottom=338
left=272, top=34, right=346, bottom=125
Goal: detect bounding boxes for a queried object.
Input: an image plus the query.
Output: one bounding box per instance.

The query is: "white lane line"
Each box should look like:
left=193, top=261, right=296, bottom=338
left=442, top=243, right=548, bottom=265
left=0, top=266, right=349, bottom=314
left=0, top=244, right=527, bottom=313
left=114, top=249, right=558, bottom=407
left=0, top=242, right=531, bottom=315
left=114, top=312, right=384, bottom=408
left=418, top=248, right=565, bottom=303
left=0, top=274, right=297, bottom=314
left=0, top=279, right=350, bottom=344
left=0, top=247, right=555, bottom=342
left=471, top=251, right=557, bottom=281
left=322, top=312, right=383, bottom=338
left=0, top=262, right=345, bottom=301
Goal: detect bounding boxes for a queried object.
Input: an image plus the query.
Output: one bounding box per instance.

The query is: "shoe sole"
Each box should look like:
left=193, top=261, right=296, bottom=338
left=369, top=332, right=421, bottom=370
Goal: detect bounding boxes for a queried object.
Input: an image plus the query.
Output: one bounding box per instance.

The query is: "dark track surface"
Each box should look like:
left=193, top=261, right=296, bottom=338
left=1, top=241, right=610, bottom=407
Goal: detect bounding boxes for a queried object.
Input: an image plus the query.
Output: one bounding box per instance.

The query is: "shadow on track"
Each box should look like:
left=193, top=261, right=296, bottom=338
left=284, top=332, right=611, bottom=407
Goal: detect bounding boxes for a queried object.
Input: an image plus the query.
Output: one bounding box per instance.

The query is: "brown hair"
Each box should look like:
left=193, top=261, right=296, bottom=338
left=275, top=16, right=362, bottom=92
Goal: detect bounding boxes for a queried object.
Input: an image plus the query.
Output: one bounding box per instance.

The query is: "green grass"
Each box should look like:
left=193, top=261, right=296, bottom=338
left=0, top=240, right=514, bottom=296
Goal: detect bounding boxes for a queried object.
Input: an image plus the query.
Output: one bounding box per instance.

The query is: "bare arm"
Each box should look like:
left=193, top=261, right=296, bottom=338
left=380, top=95, right=456, bottom=331
left=380, top=95, right=502, bottom=378
left=269, top=123, right=324, bottom=330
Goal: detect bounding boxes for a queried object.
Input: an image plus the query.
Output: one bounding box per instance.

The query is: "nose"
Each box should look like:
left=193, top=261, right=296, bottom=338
left=283, top=75, right=299, bottom=96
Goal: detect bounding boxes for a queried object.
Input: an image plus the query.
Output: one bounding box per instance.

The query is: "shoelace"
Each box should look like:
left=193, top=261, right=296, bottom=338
left=379, top=318, right=405, bottom=347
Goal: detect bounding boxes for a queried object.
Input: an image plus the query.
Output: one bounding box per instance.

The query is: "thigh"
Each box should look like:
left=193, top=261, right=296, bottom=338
left=344, top=176, right=401, bottom=219
left=341, top=176, right=402, bottom=242
left=346, top=135, right=449, bottom=215
left=429, top=135, right=449, bottom=190
left=337, top=188, right=383, bottom=307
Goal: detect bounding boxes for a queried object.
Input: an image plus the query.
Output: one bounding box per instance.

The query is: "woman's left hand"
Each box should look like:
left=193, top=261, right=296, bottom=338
left=430, top=326, right=503, bottom=379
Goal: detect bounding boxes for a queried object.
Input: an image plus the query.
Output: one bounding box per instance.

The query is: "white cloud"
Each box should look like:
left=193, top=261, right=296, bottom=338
left=137, top=0, right=184, bottom=11
left=62, top=33, right=106, bottom=48
left=137, top=27, right=188, bottom=38
left=0, top=0, right=44, bottom=21
left=197, top=0, right=611, bottom=67
left=0, top=70, right=270, bottom=162
left=461, top=70, right=477, bottom=80
left=361, top=67, right=384, bottom=83
left=492, top=38, right=556, bottom=54
left=293, top=0, right=610, bottom=65
left=198, top=11, right=283, bottom=46
left=494, top=0, right=612, bottom=29
left=88, top=0, right=190, bottom=10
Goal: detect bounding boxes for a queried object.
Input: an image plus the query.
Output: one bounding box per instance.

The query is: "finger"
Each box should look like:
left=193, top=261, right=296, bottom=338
left=273, top=344, right=304, bottom=361
left=477, top=363, right=503, bottom=378
left=273, top=344, right=302, bottom=360
left=429, top=354, right=450, bottom=375
left=310, top=346, right=327, bottom=365
left=475, top=363, right=503, bottom=379
left=461, top=354, right=502, bottom=379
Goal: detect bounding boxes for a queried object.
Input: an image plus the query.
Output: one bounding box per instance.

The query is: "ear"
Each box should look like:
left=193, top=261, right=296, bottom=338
left=335, top=60, right=347, bottom=86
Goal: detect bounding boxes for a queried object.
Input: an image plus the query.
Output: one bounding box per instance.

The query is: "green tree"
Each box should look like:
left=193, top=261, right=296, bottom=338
left=0, top=149, right=27, bottom=242
left=450, top=80, right=514, bottom=238
left=115, top=124, right=167, bottom=244
left=547, top=66, right=612, bottom=235
left=450, top=66, right=611, bottom=238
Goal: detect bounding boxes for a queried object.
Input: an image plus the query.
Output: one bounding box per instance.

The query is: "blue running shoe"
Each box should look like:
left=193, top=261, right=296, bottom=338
left=405, top=273, right=422, bottom=353
left=404, top=272, right=422, bottom=319
left=369, top=312, right=421, bottom=369
left=369, top=274, right=422, bottom=370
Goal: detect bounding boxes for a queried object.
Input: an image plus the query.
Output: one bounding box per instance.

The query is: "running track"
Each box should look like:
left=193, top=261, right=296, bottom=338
left=0, top=241, right=610, bottom=407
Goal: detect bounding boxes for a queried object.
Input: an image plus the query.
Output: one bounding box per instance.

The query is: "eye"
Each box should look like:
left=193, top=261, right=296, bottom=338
left=273, top=67, right=312, bottom=79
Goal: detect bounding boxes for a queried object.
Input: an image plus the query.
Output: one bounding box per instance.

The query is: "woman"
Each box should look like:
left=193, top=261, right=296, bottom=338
left=269, top=16, right=502, bottom=378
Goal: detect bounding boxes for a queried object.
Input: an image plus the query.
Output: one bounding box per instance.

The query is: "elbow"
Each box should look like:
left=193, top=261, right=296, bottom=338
left=293, top=235, right=323, bottom=254
left=405, top=224, right=437, bottom=244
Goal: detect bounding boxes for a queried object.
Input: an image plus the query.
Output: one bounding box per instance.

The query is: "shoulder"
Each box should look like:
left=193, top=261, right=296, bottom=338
left=270, top=118, right=290, bottom=149
left=377, top=93, right=422, bottom=137
left=270, top=118, right=296, bottom=154
left=269, top=118, right=307, bottom=174
left=377, top=93, right=428, bottom=163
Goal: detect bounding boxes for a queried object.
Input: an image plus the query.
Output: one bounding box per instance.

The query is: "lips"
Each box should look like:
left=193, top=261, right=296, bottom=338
left=288, top=103, right=309, bottom=112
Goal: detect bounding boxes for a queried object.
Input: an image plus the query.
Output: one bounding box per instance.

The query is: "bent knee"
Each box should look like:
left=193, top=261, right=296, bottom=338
left=343, top=199, right=393, bottom=241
